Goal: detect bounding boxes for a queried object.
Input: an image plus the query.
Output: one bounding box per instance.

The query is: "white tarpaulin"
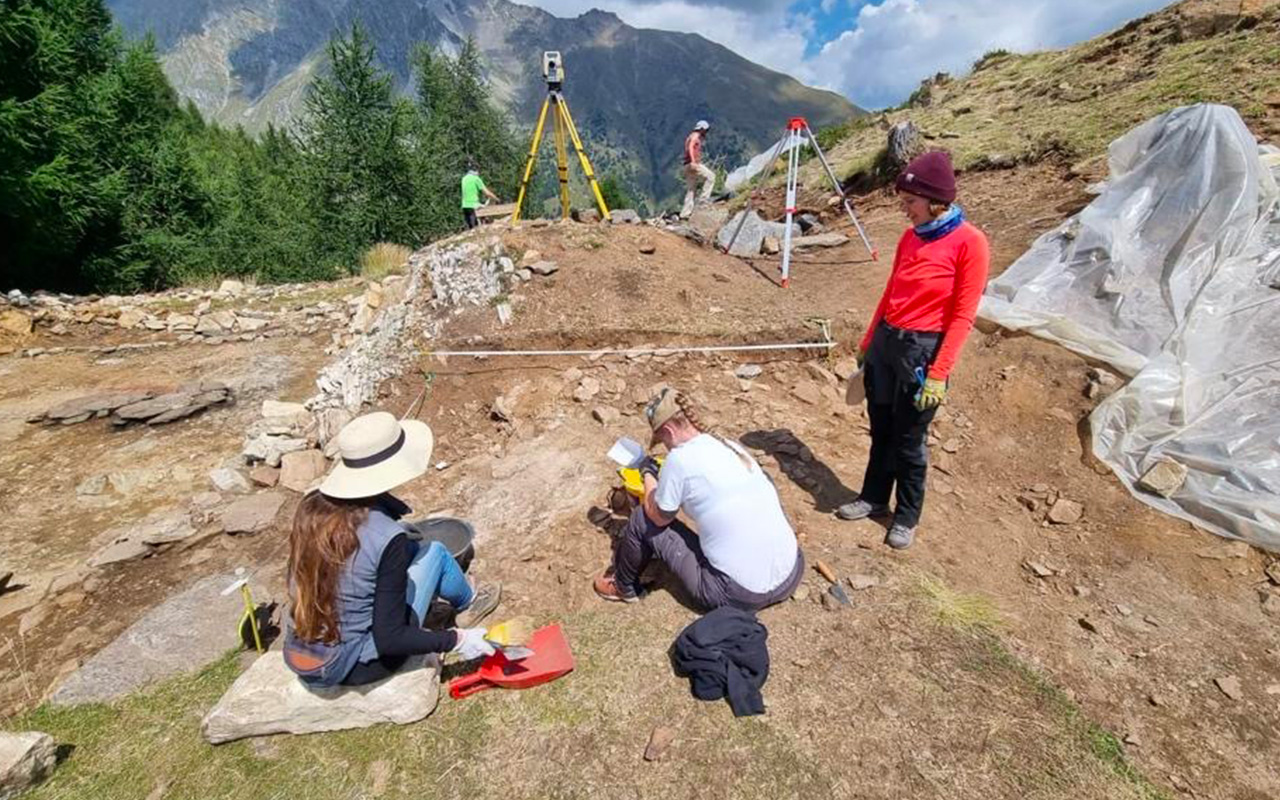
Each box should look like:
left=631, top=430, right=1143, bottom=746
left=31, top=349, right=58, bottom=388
left=725, top=135, right=808, bottom=194
left=979, top=104, right=1280, bottom=549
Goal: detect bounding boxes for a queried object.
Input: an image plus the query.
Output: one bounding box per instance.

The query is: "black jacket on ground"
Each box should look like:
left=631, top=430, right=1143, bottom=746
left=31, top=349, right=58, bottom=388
left=672, top=606, right=769, bottom=717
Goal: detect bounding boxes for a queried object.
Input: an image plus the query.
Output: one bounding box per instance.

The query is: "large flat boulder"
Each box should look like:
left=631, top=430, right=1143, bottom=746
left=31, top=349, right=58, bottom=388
left=716, top=210, right=800, bottom=257
left=0, top=732, right=57, bottom=799
left=85, top=510, right=197, bottom=567
left=112, top=383, right=231, bottom=426
left=221, top=492, right=286, bottom=534
left=35, top=391, right=154, bottom=424
left=687, top=205, right=729, bottom=242
left=793, top=233, right=850, bottom=249
left=279, top=450, right=328, bottom=493
left=0, top=309, right=34, bottom=336
left=201, top=652, right=441, bottom=744
left=49, top=573, right=251, bottom=706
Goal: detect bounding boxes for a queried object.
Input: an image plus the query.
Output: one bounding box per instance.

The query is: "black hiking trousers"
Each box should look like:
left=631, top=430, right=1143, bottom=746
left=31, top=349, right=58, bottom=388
left=859, top=322, right=943, bottom=529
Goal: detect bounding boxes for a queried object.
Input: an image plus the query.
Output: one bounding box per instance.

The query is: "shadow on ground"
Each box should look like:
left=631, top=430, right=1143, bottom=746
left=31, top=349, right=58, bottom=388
left=741, top=428, right=859, bottom=514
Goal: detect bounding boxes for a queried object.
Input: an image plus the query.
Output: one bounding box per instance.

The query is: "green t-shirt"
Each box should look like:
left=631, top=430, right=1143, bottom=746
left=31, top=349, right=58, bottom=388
left=461, top=173, right=486, bottom=209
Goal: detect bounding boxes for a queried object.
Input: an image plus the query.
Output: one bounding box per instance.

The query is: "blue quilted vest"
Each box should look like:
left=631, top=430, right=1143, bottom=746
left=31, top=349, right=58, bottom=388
left=284, top=510, right=405, bottom=687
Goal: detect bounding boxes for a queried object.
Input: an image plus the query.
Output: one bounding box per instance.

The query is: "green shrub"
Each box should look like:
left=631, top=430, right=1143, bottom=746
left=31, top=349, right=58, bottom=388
left=973, top=49, right=1013, bottom=72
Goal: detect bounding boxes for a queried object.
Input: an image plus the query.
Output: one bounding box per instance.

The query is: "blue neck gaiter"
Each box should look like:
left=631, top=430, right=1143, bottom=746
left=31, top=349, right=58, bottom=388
left=914, top=204, right=965, bottom=243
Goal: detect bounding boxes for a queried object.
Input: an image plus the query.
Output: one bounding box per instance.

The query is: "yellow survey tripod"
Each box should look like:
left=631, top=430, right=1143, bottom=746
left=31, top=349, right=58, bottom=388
left=512, top=51, right=611, bottom=222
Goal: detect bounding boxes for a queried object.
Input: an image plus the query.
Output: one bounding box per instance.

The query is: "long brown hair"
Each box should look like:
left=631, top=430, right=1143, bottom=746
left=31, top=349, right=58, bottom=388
left=287, top=491, right=370, bottom=644
left=673, top=391, right=753, bottom=469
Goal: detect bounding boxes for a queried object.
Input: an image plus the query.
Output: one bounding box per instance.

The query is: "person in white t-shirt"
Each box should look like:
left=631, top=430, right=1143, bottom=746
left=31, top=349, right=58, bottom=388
left=594, top=388, right=804, bottom=609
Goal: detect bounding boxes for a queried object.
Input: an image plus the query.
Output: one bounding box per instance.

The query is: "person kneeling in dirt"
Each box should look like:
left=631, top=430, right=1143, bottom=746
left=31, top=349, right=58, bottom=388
left=594, top=388, right=805, bottom=609
left=836, top=151, right=989, bottom=549
left=283, top=412, right=502, bottom=687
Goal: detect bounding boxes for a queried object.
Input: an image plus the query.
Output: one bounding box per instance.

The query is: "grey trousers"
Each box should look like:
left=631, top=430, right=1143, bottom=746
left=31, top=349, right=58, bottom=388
left=612, top=505, right=804, bottom=611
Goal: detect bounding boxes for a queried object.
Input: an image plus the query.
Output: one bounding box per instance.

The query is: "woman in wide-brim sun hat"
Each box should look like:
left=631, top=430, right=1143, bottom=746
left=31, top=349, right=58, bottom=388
left=835, top=151, right=990, bottom=550
left=283, top=411, right=502, bottom=688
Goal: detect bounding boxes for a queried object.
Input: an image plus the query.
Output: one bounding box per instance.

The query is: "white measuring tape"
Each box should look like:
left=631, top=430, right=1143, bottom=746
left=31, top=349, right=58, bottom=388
left=425, top=341, right=835, bottom=358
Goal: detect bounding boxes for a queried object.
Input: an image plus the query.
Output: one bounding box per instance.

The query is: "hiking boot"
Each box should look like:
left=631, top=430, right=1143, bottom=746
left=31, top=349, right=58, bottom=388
left=455, top=581, right=501, bottom=627
left=593, top=572, right=640, bottom=604
left=886, top=522, right=916, bottom=550
left=835, top=499, right=890, bottom=521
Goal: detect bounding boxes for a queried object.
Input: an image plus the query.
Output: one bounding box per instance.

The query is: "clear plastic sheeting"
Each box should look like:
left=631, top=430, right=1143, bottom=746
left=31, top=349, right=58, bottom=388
left=981, top=105, right=1275, bottom=376
left=1092, top=189, right=1280, bottom=549
left=725, top=135, right=808, bottom=194
left=979, top=104, right=1280, bottom=550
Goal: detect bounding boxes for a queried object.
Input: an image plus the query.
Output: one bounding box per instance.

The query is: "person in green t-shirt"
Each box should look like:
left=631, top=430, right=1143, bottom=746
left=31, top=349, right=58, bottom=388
left=461, top=165, right=500, bottom=229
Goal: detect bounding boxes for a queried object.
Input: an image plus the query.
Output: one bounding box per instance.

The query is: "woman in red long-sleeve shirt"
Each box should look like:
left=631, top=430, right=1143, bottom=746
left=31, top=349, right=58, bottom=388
left=837, top=151, right=989, bottom=549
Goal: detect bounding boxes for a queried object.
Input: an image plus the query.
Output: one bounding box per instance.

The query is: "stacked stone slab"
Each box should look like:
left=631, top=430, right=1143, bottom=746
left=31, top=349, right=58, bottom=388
left=26, top=381, right=232, bottom=427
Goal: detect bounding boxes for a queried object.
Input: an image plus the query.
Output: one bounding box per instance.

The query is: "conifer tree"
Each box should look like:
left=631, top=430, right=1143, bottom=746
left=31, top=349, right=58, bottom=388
left=299, top=22, right=415, bottom=273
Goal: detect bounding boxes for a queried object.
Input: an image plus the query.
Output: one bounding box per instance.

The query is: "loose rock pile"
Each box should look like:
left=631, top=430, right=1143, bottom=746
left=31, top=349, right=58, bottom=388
left=312, top=235, right=559, bottom=411
left=26, top=380, right=233, bottom=427
left=313, top=295, right=424, bottom=411
left=1, top=278, right=367, bottom=357
left=239, top=400, right=334, bottom=495
left=428, top=238, right=505, bottom=308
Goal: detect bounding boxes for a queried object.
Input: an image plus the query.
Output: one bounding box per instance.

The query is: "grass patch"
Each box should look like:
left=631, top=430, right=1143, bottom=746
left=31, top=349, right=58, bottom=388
left=4, top=584, right=1172, bottom=800
left=261, top=283, right=362, bottom=312
left=6, top=651, right=489, bottom=800
left=915, top=571, right=1170, bottom=800
left=811, top=115, right=877, bottom=155
left=918, top=573, right=1002, bottom=631
left=359, top=243, right=412, bottom=280
left=962, top=635, right=1171, bottom=800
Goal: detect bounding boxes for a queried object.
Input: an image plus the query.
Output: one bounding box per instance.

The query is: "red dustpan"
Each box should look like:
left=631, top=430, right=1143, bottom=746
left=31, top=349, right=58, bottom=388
left=449, top=623, right=574, bottom=699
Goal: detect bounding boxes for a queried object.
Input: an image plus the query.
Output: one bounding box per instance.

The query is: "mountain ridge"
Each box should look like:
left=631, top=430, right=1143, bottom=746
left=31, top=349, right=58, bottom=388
left=106, top=0, right=862, bottom=203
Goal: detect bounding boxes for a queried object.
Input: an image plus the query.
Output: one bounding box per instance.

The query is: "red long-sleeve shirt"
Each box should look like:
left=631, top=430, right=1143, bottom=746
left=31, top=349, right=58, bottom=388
left=859, top=222, right=990, bottom=381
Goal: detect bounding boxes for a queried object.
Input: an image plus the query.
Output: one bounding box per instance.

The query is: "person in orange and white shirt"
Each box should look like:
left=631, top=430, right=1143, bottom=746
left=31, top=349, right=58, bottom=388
left=679, top=120, right=715, bottom=219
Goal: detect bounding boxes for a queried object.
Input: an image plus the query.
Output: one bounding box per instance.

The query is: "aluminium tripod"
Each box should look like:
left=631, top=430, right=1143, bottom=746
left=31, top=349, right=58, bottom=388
left=724, top=116, right=877, bottom=287
left=512, top=83, right=611, bottom=223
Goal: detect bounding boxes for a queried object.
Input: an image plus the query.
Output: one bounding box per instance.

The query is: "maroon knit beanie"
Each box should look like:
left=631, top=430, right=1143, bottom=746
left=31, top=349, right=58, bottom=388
left=895, top=151, right=956, bottom=204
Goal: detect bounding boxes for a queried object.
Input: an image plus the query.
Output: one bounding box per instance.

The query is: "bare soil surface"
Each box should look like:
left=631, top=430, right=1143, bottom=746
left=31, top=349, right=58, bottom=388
left=3, top=162, right=1279, bottom=799
left=0, top=334, right=327, bottom=709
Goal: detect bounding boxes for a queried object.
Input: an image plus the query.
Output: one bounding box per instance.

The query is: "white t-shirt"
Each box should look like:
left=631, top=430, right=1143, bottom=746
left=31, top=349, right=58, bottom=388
left=654, top=434, right=798, bottom=594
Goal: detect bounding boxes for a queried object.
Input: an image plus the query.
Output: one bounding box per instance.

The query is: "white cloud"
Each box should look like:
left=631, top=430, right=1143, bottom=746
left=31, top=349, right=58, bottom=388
left=519, top=0, right=1174, bottom=108
left=815, top=0, right=1171, bottom=108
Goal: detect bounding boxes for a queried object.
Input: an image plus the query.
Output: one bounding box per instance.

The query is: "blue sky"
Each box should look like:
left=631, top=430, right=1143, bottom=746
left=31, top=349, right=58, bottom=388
left=523, top=0, right=1175, bottom=109
left=788, top=0, right=866, bottom=57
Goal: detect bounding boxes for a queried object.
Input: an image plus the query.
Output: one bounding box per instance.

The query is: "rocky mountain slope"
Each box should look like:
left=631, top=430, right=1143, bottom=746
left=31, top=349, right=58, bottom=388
left=105, top=0, right=861, bottom=202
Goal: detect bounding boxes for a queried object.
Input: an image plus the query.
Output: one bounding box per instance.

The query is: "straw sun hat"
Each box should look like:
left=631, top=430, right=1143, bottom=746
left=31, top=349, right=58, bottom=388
left=319, top=412, right=434, bottom=499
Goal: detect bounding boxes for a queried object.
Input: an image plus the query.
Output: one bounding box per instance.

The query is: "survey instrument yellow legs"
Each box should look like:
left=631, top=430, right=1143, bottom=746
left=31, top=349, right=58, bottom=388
left=512, top=91, right=611, bottom=223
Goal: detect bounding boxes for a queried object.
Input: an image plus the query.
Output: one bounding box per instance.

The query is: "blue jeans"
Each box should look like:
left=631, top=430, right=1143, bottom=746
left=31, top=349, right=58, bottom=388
left=406, top=541, right=473, bottom=621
